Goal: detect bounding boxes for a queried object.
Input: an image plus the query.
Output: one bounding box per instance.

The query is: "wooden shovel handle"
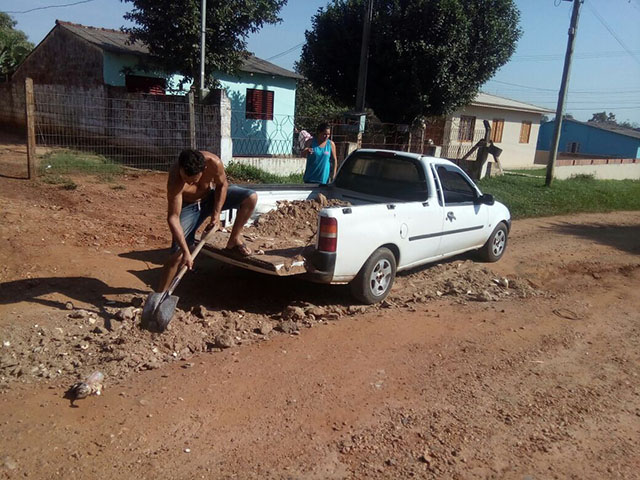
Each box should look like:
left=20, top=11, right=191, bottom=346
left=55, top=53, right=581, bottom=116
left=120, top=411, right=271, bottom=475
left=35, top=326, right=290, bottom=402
left=166, top=228, right=218, bottom=296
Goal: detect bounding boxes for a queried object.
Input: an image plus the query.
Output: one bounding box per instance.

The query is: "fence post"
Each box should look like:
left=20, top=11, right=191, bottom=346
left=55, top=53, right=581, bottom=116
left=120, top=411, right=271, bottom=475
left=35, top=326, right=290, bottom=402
left=25, top=78, right=36, bottom=179
left=188, top=90, right=196, bottom=149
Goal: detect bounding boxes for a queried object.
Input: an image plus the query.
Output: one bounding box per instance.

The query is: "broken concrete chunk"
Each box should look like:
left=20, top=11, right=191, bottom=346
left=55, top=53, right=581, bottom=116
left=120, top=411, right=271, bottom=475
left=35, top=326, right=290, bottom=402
left=213, top=333, right=235, bottom=349
left=115, top=307, right=136, bottom=321
left=191, top=305, right=208, bottom=319
left=278, top=320, right=299, bottom=334
left=258, top=322, right=273, bottom=335
left=282, top=306, right=305, bottom=321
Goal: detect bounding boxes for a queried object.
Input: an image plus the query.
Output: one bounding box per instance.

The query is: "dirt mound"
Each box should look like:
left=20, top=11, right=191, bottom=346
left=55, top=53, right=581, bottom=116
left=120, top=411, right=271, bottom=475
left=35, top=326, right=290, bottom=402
left=0, top=261, right=540, bottom=390
left=249, top=194, right=349, bottom=242
left=391, top=259, right=541, bottom=305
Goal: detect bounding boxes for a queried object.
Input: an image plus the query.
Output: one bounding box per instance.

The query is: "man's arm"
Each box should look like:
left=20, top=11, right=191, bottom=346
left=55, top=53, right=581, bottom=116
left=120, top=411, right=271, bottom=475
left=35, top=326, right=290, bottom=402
left=206, top=154, right=228, bottom=232
left=330, top=140, right=338, bottom=181
left=166, top=179, right=194, bottom=268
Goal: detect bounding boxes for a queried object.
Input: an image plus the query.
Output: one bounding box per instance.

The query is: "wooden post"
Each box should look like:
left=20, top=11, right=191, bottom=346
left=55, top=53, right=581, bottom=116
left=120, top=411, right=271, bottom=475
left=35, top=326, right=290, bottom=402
left=188, top=90, right=196, bottom=149
left=25, top=78, right=36, bottom=179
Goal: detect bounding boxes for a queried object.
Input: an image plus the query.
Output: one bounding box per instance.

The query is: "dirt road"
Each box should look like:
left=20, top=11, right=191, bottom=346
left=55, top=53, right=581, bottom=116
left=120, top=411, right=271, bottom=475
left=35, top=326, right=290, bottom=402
left=0, top=145, right=639, bottom=479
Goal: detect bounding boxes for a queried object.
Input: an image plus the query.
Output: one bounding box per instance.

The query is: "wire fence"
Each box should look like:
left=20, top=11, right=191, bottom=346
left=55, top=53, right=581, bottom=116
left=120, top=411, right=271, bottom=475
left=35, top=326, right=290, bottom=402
left=33, top=85, right=223, bottom=172
left=1, top=80, right=487, bottom=177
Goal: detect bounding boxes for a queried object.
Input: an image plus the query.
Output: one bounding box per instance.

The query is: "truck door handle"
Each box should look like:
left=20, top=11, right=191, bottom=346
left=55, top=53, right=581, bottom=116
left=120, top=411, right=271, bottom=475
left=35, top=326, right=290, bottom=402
left=447, top=211, right=456, bottom=221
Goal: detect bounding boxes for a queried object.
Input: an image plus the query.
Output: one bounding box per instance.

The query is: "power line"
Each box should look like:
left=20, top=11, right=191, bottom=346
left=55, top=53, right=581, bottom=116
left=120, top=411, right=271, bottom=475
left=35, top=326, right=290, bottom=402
left=585, top=0, right=640, bottom=67
left=511, top=50, right=640, bottom=62
left=264, top=42, right=304, bottom=62
left=5, top=0, right=97, bottom=14
left=485, top=80, right=640, bottom=95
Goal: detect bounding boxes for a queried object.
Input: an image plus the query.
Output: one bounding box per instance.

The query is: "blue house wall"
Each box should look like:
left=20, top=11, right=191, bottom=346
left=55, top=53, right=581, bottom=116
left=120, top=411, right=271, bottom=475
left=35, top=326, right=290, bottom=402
left=537, top=120, right=640, bottom=158
left=103, top=52, right=186, bottom=91
left=102, top=52, right=298, bottom=156
left=217, top=72, right=297, bottom=157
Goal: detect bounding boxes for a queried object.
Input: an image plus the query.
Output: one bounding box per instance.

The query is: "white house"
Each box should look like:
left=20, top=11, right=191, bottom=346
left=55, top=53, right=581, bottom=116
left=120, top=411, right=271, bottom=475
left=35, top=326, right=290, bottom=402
left=442, top=93, right=552, bottom=169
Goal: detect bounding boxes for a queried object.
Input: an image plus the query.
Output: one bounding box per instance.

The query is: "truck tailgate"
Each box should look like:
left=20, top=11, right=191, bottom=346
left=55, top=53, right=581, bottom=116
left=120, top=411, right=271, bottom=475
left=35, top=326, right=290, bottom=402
left=201, top=231, right=308, bottom=276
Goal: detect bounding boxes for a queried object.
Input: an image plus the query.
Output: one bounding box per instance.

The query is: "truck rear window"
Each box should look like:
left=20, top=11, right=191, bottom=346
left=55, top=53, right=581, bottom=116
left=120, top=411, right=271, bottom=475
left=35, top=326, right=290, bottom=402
left=335, top=153, right=428, bottom=201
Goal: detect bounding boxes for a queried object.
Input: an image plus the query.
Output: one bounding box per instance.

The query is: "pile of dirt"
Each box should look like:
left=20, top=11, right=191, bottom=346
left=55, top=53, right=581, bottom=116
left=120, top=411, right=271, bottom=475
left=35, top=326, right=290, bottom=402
left=249, top=194, right=349, bottom=243
left=0, top=260, right=540, bottom=390
left=391, top=259, right=541, bottom=305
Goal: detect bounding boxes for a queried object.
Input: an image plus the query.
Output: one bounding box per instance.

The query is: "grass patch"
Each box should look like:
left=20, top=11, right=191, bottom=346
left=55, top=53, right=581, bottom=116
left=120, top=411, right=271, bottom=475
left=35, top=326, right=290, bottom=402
left=40, top=174, right=77, bottom=190
left=40, top=150, right=124, bottom=176
left=504, top=167, right=546, bottom=177
left=226, top=162, right=303, bottom=184
left=478, top=174, right=640, bottom=219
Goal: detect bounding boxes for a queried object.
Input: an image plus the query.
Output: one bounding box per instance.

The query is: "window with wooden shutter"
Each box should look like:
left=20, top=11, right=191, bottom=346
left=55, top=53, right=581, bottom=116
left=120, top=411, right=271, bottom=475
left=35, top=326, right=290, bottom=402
left=491, top=119, right=504, bottom=143
left=519, top=121, right=532, bottom=143
left=246, top=89, right=274, bottom=120
left=458, top=116, right=476, bottom=142
left=125, top=75, right=166, bottom=95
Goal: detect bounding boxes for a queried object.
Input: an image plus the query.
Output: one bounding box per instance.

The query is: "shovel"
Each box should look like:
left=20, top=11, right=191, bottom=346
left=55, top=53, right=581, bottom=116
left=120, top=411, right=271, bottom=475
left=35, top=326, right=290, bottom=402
left=142, top=229, right=217, bottom=332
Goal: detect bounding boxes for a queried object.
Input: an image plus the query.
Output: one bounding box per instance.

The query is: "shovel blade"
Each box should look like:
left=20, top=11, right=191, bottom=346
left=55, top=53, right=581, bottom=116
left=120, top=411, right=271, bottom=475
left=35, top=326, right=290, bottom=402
left=142, top=292, right=179, bottom=332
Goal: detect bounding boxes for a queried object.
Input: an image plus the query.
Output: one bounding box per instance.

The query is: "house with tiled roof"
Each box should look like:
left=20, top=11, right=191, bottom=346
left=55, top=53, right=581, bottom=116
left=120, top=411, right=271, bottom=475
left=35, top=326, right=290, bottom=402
left=12, top=20, right=302, bottom=156
left=440, top=92, right=553, bottom=169
left=537, top=118, right=640, bottom=159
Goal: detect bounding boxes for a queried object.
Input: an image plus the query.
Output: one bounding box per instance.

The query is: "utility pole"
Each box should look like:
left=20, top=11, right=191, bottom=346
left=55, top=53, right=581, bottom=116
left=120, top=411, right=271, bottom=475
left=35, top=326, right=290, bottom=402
left=199, top=0, right=207, bottom=99
left=546, top=0, right=583, bottom=187
left=355, top=0, right=374, bottom=113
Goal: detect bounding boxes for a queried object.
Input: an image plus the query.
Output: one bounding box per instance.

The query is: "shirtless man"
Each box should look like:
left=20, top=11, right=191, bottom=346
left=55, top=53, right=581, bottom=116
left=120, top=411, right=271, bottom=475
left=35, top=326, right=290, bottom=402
left=156, top=149, right=257, bottom=292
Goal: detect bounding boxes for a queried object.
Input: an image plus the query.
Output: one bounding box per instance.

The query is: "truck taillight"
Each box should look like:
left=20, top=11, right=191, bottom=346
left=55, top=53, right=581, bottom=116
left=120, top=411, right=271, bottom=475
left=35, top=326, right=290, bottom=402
left=318, top=217, right=337, bottom=252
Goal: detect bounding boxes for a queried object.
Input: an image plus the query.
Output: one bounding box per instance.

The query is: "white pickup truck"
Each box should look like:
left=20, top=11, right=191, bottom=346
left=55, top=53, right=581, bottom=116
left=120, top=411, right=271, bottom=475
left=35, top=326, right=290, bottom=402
left=204, top=149, right=511, bottom=304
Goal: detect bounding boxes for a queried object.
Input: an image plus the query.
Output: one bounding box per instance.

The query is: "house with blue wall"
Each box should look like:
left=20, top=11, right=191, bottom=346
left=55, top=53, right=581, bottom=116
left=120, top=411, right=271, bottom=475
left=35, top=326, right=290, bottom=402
left=537, top=118, right=640, bottom=159
left=13, top=20, right=301, bottom=157
left=216, top=56, right=302, bottom=157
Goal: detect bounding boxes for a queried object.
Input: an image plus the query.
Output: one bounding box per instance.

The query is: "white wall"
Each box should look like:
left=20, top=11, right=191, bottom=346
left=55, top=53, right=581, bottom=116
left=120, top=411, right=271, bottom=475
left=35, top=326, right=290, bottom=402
left=554, top=163, right=640, bottom=180
left=447, top=105, right=543, bottom=169
left=230, top=157, right=305, bottom=176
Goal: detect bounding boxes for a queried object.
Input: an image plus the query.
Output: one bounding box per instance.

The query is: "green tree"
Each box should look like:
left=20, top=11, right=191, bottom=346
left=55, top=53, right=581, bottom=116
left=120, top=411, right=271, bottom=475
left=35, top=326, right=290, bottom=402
left=588, top=111, right=617, bottom=124
left=294, top=79, right=349, bottom=132
left=297, top=0, right=521, bottom=123
left=0, top=13, right=34, bottom=82
left=122, top=0, right=287, bottom=88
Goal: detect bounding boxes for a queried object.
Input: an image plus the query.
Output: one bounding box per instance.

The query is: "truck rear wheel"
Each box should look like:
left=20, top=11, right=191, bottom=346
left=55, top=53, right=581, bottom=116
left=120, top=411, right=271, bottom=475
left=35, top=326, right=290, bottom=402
left=350, top=247, right=397, bottom=304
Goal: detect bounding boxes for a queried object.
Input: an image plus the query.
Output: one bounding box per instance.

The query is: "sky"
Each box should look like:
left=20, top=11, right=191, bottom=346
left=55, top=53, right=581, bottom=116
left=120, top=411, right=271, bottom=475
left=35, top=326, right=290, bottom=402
left=3, top=0, right=640, bottom=124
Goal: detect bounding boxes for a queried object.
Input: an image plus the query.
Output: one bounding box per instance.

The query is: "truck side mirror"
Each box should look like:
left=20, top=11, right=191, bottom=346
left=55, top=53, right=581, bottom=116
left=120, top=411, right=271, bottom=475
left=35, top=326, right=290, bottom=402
left=480, top=193, right=494, bottom=205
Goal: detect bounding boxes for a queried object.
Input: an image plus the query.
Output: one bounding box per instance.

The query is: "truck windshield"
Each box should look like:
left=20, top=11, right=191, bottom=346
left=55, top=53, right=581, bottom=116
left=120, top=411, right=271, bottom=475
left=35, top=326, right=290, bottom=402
left=335, top=152, right=428, bottom=201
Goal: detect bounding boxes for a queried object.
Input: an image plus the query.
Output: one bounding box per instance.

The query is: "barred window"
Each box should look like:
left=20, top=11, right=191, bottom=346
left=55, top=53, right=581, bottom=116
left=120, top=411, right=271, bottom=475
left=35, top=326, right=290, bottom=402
left=246, top=89, right=274, bottom=120
left=491, top=119, right=504, bottom=143
left=458, top=116, right=476, bottom=142
left=519, top=121, right=532, bottom=143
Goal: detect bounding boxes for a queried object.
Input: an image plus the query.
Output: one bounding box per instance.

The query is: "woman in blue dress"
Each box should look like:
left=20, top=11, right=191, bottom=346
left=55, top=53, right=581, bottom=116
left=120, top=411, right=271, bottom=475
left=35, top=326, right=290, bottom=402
left=302, top=122, right=338, bottom=184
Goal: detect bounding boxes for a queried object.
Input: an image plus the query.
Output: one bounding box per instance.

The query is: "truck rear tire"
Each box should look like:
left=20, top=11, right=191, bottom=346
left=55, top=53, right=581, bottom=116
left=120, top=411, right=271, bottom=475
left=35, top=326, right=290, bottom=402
left=350, top=247, right=397, bottom=304
left=478, top=222, right=508, bottom=262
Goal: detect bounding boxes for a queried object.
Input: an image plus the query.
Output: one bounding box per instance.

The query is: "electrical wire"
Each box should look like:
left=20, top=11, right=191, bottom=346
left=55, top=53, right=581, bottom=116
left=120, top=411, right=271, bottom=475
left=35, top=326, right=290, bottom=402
left=511, top=50, right=640, bottom=62
left=485, top=80, right=640, bottom=95
left=264, top=42, right=304, bottom=62
left=5, top=0, right=97, bottom=14
left=585, top=0, right=640, bottom=67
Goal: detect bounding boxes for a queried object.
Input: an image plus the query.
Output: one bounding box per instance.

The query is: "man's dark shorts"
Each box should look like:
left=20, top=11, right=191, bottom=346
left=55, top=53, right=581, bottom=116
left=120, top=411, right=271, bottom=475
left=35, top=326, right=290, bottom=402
left=170, top=185, right=255, bottom=253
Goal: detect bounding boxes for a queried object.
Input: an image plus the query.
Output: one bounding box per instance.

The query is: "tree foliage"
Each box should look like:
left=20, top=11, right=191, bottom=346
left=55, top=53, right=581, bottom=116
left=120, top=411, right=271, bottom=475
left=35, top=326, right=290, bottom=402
left=122, top=0, right=287, bottom=87
left=588, top=111, right=617, bottom=124
left=0, top=13, right=34, bottom=81
left=297, top=0, right=521, bottom=123
left=294, top=79, right=349, bottom=132
left=588, top=111, right=639, bottom=131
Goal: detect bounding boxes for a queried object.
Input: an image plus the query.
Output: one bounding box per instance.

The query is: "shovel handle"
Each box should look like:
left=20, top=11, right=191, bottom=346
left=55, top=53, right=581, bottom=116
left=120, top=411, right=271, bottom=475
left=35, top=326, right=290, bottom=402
left=166, top=228, right=218, bottom=296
